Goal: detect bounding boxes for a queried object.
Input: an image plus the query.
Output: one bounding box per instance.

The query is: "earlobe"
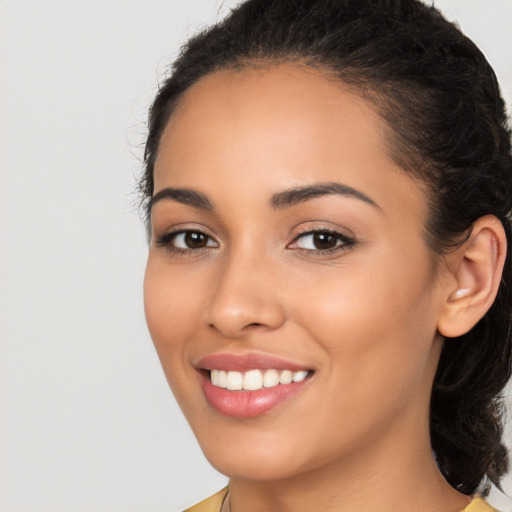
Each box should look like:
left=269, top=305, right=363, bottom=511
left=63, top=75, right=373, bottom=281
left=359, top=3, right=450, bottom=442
left=438, top=215, right=506, bottom=338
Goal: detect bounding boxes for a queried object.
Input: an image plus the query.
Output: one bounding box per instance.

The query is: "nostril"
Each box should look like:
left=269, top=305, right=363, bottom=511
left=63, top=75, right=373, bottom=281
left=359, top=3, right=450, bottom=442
left=205, top=297, right=286, bottom=337
left=208, top=321, right=263, bottom=330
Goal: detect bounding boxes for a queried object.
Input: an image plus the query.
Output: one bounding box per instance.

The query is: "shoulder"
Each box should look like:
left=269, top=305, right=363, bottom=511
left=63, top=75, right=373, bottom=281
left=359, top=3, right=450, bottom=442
left=183, top=488, right=229, bottom=512
left=463, top=497, right=499, bottom=512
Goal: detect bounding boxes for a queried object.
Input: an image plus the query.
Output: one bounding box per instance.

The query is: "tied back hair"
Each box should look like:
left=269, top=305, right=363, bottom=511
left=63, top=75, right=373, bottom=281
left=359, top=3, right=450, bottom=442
left=141, top=0, right=512, bottom=495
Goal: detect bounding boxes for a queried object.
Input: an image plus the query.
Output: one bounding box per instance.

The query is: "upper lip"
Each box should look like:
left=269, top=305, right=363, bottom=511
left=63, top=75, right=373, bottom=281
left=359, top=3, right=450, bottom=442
left=195, top=353, right=313, bottom=372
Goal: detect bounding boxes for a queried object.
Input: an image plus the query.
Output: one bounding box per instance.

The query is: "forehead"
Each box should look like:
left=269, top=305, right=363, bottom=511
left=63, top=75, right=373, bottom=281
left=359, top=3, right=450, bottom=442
left=157, top=64, right=391, bottom=173
left=154, top=63, right=426, bottom=223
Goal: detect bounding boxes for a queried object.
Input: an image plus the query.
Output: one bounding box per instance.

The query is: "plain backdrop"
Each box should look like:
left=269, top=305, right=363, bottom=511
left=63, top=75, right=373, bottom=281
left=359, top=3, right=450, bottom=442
left=1, top=1, right=511, bottom=511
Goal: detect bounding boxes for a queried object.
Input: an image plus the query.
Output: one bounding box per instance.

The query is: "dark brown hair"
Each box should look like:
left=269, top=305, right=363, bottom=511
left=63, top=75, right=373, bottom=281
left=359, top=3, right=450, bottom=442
left=141, top=0, right=512, bottom=495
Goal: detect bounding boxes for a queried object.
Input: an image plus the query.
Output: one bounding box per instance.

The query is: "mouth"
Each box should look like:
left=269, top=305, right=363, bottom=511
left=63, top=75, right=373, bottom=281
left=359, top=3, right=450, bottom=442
left=207, top=368, right=312, bottom=391
left=196, top=353, right=315, bottom=418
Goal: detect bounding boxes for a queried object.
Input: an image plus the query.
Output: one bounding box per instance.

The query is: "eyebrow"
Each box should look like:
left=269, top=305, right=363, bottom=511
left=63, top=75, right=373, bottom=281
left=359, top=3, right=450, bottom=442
left=270, top=182, right=381, bottom=210
left=148, top=187, right=214, bottom=215
left=147, top=181, right=381, bottom=219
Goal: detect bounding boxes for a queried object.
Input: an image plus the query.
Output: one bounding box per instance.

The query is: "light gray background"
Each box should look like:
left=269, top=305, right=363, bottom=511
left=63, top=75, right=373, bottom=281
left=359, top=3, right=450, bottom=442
left=1, top=1, right=511, bottom=511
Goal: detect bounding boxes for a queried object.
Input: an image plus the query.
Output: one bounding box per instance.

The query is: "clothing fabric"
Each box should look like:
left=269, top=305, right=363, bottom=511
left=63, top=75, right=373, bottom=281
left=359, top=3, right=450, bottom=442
left=183, top=488, right=228, bottom=512
left=463, top=498, right=498, bottom=512
left=182, top=488, right=498, bottom=512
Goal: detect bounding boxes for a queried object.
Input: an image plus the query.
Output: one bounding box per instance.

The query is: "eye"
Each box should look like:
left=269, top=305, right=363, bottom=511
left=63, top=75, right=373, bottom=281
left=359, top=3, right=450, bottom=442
left=156, top=229, right=219, bottom=253
left=172, top=231, right=216, bottom=249
left=289, top=229, right=355, bottom=253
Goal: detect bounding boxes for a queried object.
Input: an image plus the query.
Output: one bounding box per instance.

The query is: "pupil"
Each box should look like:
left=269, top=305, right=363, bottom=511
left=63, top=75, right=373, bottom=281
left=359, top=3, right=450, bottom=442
left=185, top=231, right=207, bottom=248
left=313, top=232, right=337, bottom=250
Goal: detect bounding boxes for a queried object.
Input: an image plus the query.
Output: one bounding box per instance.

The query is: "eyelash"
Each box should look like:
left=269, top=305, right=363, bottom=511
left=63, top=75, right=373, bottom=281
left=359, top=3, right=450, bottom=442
left=155, top=230, right=218, bottom=255
left=155, top=227, right=355, bottom=256
left=288, top=228, right=356, bottom=255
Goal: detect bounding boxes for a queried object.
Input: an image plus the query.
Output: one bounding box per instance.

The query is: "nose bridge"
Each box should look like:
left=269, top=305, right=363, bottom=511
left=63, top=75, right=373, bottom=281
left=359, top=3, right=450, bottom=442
left=205, top=242, right=285, bottom=337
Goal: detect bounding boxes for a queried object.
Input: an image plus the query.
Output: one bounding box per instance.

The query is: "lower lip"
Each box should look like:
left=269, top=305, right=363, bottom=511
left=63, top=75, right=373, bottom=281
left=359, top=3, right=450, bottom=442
left=200, top=372, right=311, bottom=418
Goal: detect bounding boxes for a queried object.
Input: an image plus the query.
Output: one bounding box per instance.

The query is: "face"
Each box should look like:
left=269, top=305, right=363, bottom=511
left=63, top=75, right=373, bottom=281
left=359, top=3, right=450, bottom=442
left=144, top=64, right=448, bottom=481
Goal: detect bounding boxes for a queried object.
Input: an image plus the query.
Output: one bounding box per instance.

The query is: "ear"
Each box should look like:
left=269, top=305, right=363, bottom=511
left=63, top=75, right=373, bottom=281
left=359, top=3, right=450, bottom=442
left=437, top=215, right=507, bottom=338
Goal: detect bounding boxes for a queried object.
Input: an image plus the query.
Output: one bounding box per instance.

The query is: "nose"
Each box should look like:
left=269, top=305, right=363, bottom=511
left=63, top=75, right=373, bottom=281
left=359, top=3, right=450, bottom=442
left=204, top=250, right=286, bottom=339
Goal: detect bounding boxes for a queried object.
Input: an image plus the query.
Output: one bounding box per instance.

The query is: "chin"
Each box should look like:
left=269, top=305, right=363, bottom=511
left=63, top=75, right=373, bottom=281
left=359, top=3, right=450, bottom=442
left=195, top=426, right=327, bottom=482
left=207, top=452, right=305, bottom=482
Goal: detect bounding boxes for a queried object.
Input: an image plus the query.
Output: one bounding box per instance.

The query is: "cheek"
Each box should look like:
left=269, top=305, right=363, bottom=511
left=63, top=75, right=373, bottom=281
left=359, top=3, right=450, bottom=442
left=290, top=250, right=439, bottom=393
left=143, top=258, right=203, bottom=361
left=278, top=259, right=440, bottom=464
left=143, top=257, right=211, bottom=419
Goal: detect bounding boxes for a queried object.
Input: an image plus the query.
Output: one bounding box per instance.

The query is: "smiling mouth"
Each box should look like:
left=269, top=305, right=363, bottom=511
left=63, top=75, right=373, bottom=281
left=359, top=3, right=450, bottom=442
left=207, top=369, right=314, bottom=391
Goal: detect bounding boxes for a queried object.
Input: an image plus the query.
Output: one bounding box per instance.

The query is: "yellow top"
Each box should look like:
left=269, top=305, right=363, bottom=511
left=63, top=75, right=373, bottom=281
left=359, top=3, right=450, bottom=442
left=463, top=497, right=499, bottom=512
left=183, top=488, right=498, bottom=512
left=184, top=488, right=228, bottom=512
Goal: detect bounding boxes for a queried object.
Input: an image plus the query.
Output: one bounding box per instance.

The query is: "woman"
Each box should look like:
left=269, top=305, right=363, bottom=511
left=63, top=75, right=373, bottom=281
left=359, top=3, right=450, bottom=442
left=141, top=0, right=512, bottom=510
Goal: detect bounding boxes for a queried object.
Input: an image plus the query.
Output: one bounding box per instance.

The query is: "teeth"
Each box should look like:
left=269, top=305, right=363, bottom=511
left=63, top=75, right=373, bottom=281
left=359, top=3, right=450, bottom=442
left=292, top=370, right=308, bottom=382
left=211, top=369, right=227, bottom=388
left=226, top=371, right=243, bottom=390
left=210, top=369, right=310, bottom=391
left=217, top=370, right=227, bottom=388
left=263, top=369, right=280, bottom=388
left=279, top=370, right=293, bottom=384
left=243, top=369, right=263, bottom=391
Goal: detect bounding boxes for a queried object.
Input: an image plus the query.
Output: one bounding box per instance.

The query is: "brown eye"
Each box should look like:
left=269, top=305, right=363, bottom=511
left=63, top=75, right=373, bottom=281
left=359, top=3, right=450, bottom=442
left=156, top=230, right=219, bottom=252
left=311, top=232, right=338, bottom=250
left=290, top=229, right=355, bottom=253
left=184, top=231, right=209, bottom=249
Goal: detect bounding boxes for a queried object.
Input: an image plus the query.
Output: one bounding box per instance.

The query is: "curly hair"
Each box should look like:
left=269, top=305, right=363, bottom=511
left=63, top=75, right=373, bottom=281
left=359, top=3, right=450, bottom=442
left=141, top=0, right=512, bottom=495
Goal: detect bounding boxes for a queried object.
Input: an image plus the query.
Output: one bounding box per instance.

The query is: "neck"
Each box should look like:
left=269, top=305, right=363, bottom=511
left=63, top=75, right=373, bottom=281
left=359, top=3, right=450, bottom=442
left=224, top=414, right=470, bottom=512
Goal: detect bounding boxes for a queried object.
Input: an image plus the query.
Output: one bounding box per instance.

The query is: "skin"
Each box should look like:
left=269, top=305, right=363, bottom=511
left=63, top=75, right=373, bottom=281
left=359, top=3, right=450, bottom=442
left=144, top=64, right=477, bottom=512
